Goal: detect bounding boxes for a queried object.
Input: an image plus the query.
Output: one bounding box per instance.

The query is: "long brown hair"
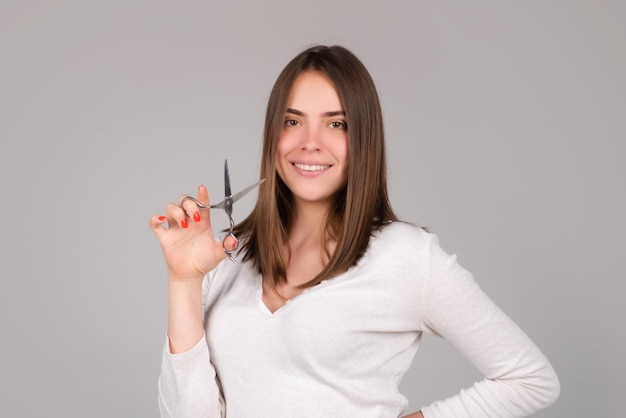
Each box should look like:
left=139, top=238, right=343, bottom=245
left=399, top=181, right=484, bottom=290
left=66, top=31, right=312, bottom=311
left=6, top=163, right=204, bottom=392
left=234, top=45, right=398, bottom=288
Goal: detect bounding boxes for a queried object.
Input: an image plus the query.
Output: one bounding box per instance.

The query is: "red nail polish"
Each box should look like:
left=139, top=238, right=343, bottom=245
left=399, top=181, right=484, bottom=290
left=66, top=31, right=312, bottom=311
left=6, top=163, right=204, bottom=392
left=158, top=216, right=166, bottom=221
left=181, top=218, right=188, bottom=229
left=193, top=212, right=201, bottom=222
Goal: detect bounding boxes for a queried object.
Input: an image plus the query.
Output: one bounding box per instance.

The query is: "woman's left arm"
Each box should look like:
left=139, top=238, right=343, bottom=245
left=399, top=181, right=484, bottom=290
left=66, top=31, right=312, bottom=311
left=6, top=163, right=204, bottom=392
left=415, top=235, right=560, bottom=417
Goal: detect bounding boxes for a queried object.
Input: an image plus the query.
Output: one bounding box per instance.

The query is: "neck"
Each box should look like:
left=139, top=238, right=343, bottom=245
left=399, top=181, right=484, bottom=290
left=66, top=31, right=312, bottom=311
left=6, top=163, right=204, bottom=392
left=290, top=199, right=330, bottom=244
left=281, top=199, right=336, bottom=289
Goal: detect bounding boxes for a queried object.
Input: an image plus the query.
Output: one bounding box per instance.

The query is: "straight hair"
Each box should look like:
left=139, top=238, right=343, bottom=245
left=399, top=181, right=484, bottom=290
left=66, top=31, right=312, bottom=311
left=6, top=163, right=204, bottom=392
left=234, top=45, right=398, bottom=288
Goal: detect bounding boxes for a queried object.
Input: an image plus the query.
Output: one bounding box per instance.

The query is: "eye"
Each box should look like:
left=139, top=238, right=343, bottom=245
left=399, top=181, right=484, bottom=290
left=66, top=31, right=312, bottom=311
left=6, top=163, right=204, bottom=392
left=329, top=120, right=347, bottom=130
left=284, top=118, right=300, bottom=127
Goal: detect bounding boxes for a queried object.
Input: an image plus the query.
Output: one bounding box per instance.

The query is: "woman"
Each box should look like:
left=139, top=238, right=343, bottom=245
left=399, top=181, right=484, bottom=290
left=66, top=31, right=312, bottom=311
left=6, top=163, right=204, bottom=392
left=150, top=45, right=560, bottom=417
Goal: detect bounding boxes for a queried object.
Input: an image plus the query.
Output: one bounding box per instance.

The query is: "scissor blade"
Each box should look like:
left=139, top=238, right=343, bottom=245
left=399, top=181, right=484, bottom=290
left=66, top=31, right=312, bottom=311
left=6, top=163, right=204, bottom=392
left=230, top=178, right=266, bottom=204
left=209, top=180, right=264, bottom=209
left=209, top=200, right=226, bottom=209
left=224, top=159, right=232, bottom=198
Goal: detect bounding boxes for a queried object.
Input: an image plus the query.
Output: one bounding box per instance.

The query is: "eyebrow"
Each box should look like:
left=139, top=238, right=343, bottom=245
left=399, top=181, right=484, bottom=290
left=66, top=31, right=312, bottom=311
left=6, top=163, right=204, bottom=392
left=286, top=108, right=346, bottom=117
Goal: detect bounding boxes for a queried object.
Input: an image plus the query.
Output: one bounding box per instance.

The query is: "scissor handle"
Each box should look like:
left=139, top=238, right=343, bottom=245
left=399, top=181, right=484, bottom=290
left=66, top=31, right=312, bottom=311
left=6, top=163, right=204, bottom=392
left=223, top=230, right=238, bottom=263
left=179, top=195, right=239, bottom=263
left=180, top=195, right=210, bottom=210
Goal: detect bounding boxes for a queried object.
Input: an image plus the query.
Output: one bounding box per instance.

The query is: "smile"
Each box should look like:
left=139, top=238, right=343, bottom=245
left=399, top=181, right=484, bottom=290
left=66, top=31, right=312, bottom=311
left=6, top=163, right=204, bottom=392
left=293, top=163, right=331, bottom=172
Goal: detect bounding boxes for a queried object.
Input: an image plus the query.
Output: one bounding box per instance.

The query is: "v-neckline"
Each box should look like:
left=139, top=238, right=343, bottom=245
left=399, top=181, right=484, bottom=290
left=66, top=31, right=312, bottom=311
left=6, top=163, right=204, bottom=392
left=255, top=275, right=303, bottom=316
left=246, top=226, right=392, bottom=317
left=248, top=242, right=370, bottom=316
left=254, top=274, right=337, bottom=316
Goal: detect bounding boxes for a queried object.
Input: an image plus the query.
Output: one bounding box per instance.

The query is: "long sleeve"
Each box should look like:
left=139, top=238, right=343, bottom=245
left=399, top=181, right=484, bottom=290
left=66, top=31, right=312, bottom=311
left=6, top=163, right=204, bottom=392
left=158, top=271, right=225, bottom=418
left=418, top=235, right=560, bottom=417
left=158, top=333, right=224, bottom=418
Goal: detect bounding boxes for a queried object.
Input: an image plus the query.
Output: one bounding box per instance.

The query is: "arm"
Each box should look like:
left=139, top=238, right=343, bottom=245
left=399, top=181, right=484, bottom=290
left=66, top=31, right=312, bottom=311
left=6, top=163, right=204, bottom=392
left=158, top=330, right=224, bottom=418
left=417, top=236, right=560, bottom=417
left=150, top=185, right=231, bottom=417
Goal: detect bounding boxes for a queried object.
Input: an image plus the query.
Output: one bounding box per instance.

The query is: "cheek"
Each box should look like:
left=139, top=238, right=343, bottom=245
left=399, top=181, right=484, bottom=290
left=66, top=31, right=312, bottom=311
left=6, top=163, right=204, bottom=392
left=275, top=134, right=290, bottom=178
left=276, top=132, right=292, bottom=159
left=336, top=138, right=349, bottom=167
left=333, top=138, right=349, bottom=184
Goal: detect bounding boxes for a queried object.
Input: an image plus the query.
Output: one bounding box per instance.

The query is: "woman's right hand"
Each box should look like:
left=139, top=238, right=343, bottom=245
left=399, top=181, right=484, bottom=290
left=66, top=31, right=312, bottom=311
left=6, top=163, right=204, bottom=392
left=149, top=185, right=232, bottom=282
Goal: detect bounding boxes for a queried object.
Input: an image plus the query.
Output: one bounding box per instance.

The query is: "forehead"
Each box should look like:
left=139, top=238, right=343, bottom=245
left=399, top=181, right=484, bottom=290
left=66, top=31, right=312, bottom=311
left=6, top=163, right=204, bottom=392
left=286, top=71, right=342, bottom=110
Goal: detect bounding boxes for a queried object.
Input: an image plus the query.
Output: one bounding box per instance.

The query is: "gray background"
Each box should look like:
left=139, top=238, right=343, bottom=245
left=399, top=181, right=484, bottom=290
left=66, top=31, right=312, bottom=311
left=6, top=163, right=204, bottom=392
left=1, top=1, right=623, bottom=417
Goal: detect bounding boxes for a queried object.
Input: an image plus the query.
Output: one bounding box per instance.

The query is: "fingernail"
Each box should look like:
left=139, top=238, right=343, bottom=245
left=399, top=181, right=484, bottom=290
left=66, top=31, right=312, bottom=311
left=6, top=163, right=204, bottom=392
left=193, top=212, right=201, bottom=222
left=158, top=216, right=166, bottom=221
left=181, top=218, right=188, bottom=229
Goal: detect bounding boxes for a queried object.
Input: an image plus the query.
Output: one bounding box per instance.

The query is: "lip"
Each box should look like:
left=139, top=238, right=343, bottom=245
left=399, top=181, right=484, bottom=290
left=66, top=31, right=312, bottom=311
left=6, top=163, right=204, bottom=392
left=290, top=161, right=333, bottom=177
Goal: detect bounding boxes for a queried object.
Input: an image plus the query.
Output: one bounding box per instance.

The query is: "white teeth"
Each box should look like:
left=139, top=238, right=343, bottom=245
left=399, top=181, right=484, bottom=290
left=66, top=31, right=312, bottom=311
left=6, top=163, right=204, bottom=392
left=294, top=163, right=330, bottom=171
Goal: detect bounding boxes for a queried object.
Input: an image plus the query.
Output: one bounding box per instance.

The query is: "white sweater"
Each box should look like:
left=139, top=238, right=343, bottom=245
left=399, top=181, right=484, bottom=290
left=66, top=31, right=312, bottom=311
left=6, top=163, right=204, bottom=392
left=159, top=222, right=559, bottom=417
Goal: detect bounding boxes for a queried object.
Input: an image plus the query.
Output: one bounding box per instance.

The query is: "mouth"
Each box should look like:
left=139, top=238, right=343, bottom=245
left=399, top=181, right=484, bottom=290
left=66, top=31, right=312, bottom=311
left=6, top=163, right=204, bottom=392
left=293, top=163, right=332, bottom=172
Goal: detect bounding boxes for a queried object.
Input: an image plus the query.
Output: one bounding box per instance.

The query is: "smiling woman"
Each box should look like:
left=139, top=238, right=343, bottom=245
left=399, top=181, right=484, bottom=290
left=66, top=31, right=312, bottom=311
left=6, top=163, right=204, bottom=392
left=150, top=45, right=560, bottom=417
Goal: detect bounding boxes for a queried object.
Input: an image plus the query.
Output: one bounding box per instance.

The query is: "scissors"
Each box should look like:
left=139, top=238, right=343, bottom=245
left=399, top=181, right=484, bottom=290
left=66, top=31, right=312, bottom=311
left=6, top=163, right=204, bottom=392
left=181, top=159, right=265, bottom=263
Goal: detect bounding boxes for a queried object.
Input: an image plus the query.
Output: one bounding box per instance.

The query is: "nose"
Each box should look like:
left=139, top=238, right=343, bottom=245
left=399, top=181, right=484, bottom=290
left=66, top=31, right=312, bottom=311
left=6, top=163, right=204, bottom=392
left=300, top=125, right=321, bottom=151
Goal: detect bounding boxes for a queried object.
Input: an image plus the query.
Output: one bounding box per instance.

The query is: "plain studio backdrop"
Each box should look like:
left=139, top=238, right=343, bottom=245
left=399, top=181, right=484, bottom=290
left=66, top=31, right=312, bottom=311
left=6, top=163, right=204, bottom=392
left=1, top=1, right=623, bottom=417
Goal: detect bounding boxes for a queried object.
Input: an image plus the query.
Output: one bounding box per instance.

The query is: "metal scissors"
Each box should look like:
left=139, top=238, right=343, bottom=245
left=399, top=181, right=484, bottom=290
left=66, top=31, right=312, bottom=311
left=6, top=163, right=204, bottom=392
left=181, top=159, right=265, bottom=263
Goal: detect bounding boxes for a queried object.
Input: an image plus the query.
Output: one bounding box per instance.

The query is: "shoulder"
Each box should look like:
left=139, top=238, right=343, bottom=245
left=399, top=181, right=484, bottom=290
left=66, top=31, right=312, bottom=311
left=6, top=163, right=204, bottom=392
left=370, top=221, right=441, bottom=259
left=365, top=222, right=462, bottom=278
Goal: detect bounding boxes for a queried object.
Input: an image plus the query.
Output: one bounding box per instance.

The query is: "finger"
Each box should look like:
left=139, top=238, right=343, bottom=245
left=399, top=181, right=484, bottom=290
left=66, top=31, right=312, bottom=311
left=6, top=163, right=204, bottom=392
left=194, top=185, right=211, bottom=222
left=223, top=235, right=237, bottom=252
left=179, top=186, right=211, bottom=223
left=149, top=214, right=168, bottom=238
left=166, top=202, right=189, bottom=229
left=179, top=194, right=202, bottom=224
left=197, top=184, right=209, bottom=206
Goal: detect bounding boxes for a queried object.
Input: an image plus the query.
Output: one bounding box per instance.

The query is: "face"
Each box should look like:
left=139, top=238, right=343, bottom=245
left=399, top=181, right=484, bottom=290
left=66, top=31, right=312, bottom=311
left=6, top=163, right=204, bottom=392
left=276, top=71, right=348, bottom=209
